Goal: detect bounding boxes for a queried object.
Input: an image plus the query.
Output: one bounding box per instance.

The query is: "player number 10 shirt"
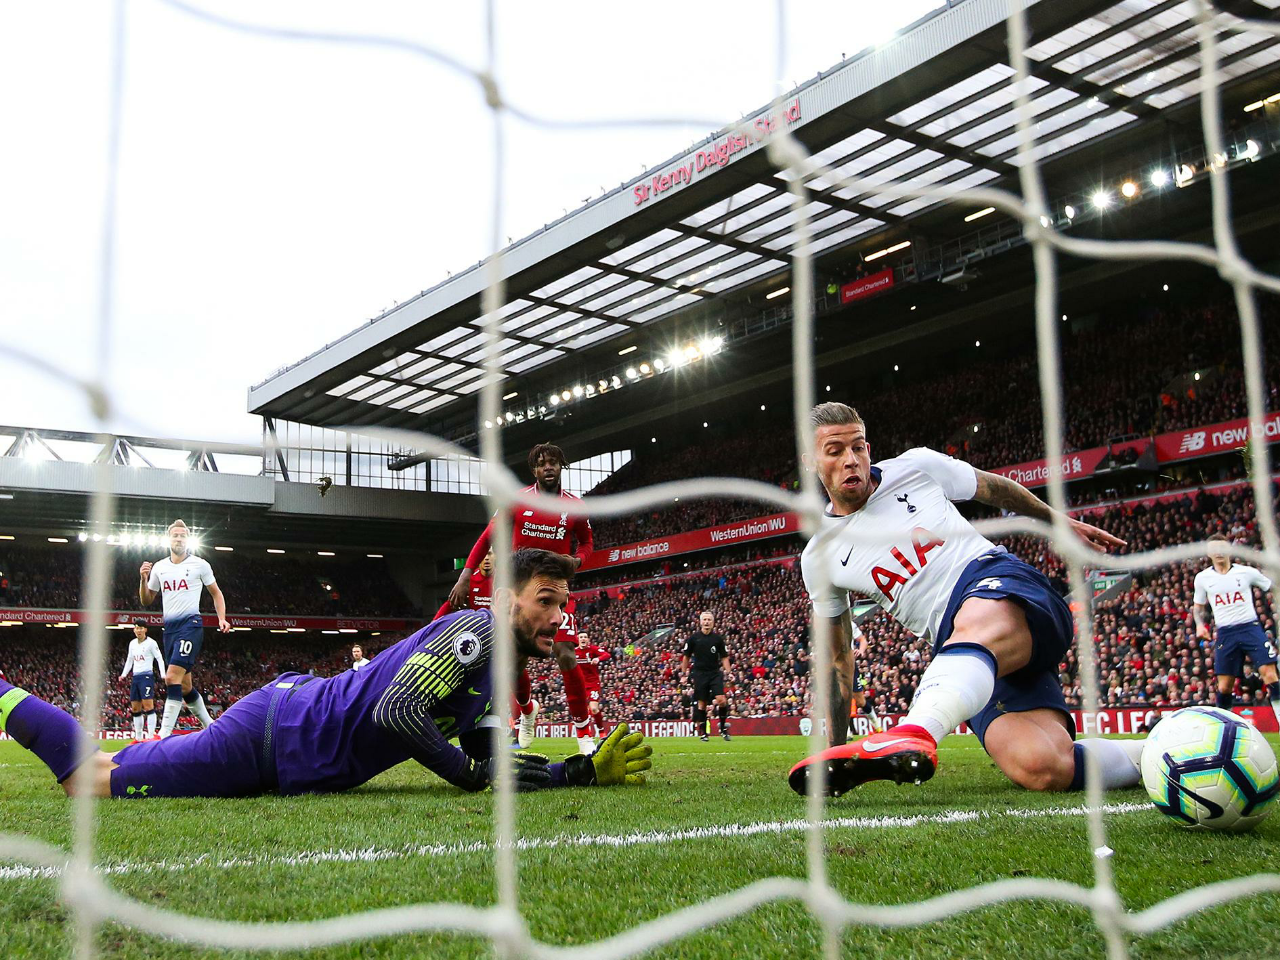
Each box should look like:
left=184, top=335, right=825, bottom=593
left=801, top=447, right=995, bottom=643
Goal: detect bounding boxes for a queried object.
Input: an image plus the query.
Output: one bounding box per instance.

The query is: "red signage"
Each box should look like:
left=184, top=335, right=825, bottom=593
left=987, top=446, right=1110, bottom=489
left=530, top=706, right=1277, bottom=739
left=1154, top=410, right=1280, bottom=463
left=0, top=608, right=418, bottom=632
left=632, top=99, right=802, bottom=206
left=839, top=268, right=895, bottom=303
left=579, top=512, right=800, bottom=572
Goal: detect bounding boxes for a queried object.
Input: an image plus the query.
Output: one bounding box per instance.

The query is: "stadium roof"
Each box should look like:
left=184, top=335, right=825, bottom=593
left=248, top=0, right=1280, bottom=440
left=0, top=426, right=486, bottom=552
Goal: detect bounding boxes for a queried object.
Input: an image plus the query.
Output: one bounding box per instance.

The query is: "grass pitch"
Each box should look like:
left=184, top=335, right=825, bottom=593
left=2, top=734, right=1277, bottom=959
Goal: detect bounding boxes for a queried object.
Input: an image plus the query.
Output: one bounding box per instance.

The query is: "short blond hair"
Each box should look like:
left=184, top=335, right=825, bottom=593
left=168, top=519, right=189, bottom=533
left=810, top=402, right=864, bottom=430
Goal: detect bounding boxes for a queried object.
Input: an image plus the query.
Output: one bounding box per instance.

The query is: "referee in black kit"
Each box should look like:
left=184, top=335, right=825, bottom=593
left=683, top=610, right=732, bottom=742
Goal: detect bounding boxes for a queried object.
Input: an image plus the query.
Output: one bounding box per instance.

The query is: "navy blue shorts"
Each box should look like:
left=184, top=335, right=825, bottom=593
left=110, top=684, right=274, bottom=799
left=934, top=550, right=1077, bottom=748
left=163, top=614, right=204, bottom=670
left=129, top=672, right=155, bottom=702
left=1214, top=622, right=1278, bottom=676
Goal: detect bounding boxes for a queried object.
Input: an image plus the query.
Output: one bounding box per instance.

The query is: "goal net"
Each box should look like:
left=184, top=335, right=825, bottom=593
left=2, top=1, right=1278, bottom=958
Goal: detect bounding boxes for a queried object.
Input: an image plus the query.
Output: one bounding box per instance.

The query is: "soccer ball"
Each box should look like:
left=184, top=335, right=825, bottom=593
left=1140, top=706, right=1279, bottom=832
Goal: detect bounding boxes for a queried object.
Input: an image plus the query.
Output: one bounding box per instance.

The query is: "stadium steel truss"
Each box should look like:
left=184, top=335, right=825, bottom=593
left=247, top=0, right=1280, bottom=445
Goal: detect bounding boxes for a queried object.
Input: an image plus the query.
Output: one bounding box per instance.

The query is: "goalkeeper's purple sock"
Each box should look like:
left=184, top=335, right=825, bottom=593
left=0, top=678, right=96, bottom=783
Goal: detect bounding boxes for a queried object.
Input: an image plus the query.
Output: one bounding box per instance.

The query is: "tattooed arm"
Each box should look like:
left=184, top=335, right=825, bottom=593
left=972, top=469, right=1126, bottom=553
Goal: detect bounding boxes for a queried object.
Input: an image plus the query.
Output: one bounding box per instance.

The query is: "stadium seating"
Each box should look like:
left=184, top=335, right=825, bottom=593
left=0, top=546, right=420, bottom=617
left=539, top=480, right=1279, bottom=722
left=587, top=296, right=1279, bottom=547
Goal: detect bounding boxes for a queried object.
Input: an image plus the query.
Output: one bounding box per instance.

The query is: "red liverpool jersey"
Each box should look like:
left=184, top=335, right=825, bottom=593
left=434, top=571, right=493, bottom=620
left=464, top=483, right=593, bottom=569
left=574, top=643, right=610, bottom=688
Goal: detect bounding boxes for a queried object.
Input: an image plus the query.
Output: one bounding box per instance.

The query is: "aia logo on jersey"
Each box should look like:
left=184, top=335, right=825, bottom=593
left=868, top=527, right=945, bottom=602
left=1215, top=591, right=1246, bottom=606
left=162, top=579, right=190, bottom=592
left=896, top=494, right=917, bottom=514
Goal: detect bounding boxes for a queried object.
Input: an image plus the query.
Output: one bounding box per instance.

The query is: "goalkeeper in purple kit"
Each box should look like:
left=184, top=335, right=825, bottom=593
left=0, top=549, right=652, bottom=798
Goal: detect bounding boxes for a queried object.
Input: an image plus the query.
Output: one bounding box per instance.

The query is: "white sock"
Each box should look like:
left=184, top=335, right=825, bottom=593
left=159, top=697, right=183, bottom=737
left=866, top=705, right=880, bottom=732
left=1075, top=738, right=1143, bottom=789
left=187, top=693, right=214, bottom=728
left=145, top=712, right=156, bottom=736
left=132, top=714, right=144, bottom=738
left=905, top=645, right=996, bottom=744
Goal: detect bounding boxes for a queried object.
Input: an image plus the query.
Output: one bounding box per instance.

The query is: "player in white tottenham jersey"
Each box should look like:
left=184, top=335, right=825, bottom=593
left=789, top=402, right=1145, bottom=798
left=1193, top=533, right=1278, bottom=717
left=138, top=520, right=230, bottom=737
left=117, top=621, right=165, bottom=740
left=350, top=644, right=371, bottom=671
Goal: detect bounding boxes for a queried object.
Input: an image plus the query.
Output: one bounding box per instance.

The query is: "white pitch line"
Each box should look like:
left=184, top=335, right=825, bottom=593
left=0, top=802, right=1150, bottom=882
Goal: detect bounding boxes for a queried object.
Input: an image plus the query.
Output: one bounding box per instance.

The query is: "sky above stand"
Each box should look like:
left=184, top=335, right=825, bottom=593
left=1, top=0, right=940, bottom=445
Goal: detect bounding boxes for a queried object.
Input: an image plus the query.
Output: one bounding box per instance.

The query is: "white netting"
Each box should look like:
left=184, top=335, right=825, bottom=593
left=1, top=0, right=1278, bottom=957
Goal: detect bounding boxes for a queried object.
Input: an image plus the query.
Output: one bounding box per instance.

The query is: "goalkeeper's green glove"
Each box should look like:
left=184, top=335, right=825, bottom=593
left=456, top=752, right=552, bottom=792
left=563, top=723, right=653, bottom=787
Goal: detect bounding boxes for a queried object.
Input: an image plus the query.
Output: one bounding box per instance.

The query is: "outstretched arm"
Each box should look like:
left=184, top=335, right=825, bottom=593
left=972, top=469, right=1126, bottom=553
left=372, top=620, right=492, bottom=790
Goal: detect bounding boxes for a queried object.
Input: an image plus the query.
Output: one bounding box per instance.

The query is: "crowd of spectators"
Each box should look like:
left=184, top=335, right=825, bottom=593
left=0, top=632, right=370, bottom=732
left=0, top=546, right=420, bottom=618
left=529, top=480, right=1278, bottom=722
left=585, top=296, right=1278, bottom=546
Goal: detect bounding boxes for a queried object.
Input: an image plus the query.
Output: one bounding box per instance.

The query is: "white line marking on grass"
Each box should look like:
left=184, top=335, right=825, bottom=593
left=0, top=801, right=1151, bottom=883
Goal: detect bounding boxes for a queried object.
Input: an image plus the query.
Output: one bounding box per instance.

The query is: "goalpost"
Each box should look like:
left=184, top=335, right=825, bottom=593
left=2, top=1, right=1279, bottom=958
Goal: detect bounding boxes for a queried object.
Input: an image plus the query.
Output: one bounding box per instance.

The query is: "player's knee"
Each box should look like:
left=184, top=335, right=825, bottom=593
left=165, top=666, right=184, bottom=685
left=1007, top=749, right=1073, bottom=792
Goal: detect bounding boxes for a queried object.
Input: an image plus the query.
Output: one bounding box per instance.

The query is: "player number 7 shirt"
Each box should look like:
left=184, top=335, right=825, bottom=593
left=801, top=447, right=995, bottom=643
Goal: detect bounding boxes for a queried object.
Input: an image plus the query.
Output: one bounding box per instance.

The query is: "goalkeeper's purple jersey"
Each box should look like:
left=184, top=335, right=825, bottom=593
left=271, top=610, right=495, bottom=794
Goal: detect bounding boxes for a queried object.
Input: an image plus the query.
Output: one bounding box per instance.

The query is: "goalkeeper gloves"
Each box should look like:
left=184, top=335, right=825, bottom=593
left=563, top=722, right=653, bottom=787
left=455, top=752, right=552, bottom=792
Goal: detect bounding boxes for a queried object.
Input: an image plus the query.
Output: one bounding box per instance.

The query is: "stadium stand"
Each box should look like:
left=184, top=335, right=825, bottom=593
left=1, top=472, right=1274, bottom=732
left=587, top=295, right=1279, bottom=546
left=535, top=481, right=1280, bottom=723
left=0, top=631, right=374, bottom=733
left=0, top=546, right=420, bottom=617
